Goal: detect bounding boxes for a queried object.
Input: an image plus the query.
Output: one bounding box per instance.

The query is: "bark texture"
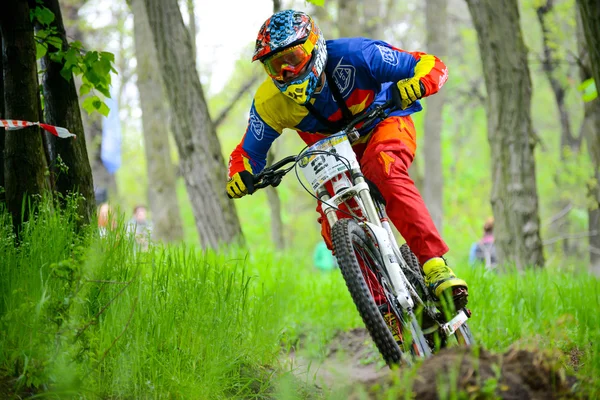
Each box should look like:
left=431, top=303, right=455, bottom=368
left=0, top=0, right=50, bottom=226
left=576, top=0, right=600, bottom=274
left=143, top=0, right=243, bottom=248
left=0, top=32, right=4, bottom=204
left=535, top=0, right=580, bottom=255
left=466, top=0, right=545, bottom=268
left=131, top=0, right=184, bottom=243
left=39, top=0, right=95, bottom=225
left=61, top=0, right=117, bottom=202
left=423, top=0, right=447, bottom=234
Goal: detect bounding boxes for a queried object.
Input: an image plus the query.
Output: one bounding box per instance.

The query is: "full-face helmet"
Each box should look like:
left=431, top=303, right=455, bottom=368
left=253, top=10, right=327, bottom=104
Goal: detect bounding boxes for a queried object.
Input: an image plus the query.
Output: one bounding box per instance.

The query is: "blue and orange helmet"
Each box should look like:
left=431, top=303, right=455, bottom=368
left=253, top=10, right=327, bottom=105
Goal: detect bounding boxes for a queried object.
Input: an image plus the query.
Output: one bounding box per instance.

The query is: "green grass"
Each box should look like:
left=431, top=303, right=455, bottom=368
left=0, top=200, right=599, bottom=398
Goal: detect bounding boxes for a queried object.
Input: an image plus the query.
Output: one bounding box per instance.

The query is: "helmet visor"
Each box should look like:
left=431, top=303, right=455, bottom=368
left=262, top=30, right=318, bottom=82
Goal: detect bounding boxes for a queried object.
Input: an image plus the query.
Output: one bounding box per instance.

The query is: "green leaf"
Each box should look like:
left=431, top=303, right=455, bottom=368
left=60, top=67, right=73, bottom=81
left=34, top=6, right=55, bottom=25
left=82, top=96, right=99, bottom=115
left=95, top=85, right=111, bottom=98
left=577, top=78, right=597, bottom=102
left=100, top=51, right=115, bottom=63
left=79, top=83, right=91, bottom=96
left=36, top=42, right=47, bottom=59
left=49, top=51, right=64, bottom=63
left=97, top=102, right=110, bottom=117
left=46, top=35, right=63, bottom=50
left=92, top=98, right=102, bottom=110
left=64, top=47, right=79, bottom=69
left=306, top=0, right=325, bottom=5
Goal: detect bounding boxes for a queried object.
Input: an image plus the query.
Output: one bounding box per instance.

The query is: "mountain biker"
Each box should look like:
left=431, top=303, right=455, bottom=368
left=225, top=10, right=468, bottom=309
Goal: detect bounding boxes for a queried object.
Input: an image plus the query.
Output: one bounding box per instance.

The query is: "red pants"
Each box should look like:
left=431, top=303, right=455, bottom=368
left=304, top=116, right=449, bottom=265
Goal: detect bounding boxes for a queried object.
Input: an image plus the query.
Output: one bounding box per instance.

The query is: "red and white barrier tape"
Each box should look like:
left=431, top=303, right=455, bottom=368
left=0, top=119, right=76, bottom=139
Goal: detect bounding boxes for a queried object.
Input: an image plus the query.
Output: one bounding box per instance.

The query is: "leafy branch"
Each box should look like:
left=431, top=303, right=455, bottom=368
left=31, top=3, right=116, bottom=117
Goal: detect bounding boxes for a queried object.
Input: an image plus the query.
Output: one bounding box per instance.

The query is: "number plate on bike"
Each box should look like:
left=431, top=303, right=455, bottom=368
left=297, top=133, right=360, bottom=192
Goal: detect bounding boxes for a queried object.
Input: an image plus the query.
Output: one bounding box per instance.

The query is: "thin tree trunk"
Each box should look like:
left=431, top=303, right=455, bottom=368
left=363, top=0, right=382, bottom=38
left=576, top=0, right=600, bottom=274
left=144, top=0, right=243, bottom=248
left=186, top=0, right=196, bottom=63
left=39, top=0, right=95, bottom=225
left=131, top=0, right=184, bottom=243
left=0, top=32, right=5, bottom=205
left=422, top=0, right=447, bottom=234
left=61, top=1, right=116, bottom=203
left=535, top=0, right=580, bottom=255
left=466, top=0, right=545, bottom=269
left=0, top=0, right=50, bottom=228
left=338, top=0, right=361, bottom=37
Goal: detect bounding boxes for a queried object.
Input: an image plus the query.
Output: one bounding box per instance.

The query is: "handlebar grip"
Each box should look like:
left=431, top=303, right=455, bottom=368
left=390, top=83, right=403, bottom=110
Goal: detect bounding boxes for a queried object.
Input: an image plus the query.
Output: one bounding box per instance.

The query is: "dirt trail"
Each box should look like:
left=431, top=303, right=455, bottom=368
left=286, top=328, right=582, bottom=399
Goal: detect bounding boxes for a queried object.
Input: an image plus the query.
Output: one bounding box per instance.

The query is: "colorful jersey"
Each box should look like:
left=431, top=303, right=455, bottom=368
left=228, top=37, right=448, bottom=177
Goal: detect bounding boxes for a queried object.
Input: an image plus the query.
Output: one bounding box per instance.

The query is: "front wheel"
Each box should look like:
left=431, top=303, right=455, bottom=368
left=331, top=218, right=430, bottom=366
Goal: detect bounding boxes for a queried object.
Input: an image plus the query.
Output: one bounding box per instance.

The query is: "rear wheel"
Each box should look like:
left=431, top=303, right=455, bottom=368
left=331, top=218, right=430, bottom=365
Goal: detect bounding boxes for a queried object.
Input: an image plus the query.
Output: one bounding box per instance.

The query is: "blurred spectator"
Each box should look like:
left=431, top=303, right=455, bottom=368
left=469, top=216, right=497, bottom=269
left=313, top=240, right=338, bottom=271
left=98, top=202, right=116, bottom=237
left=95, top=187, right=108, bottom=205
left=127, top=205, right=152, bottom=249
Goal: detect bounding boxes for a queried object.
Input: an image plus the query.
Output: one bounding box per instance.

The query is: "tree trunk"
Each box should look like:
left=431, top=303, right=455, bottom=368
left=0, top=32, right=4, bottom=205
left=131, top=0, right=184, bottom=243
left=186, top=0, right=196, bottom=63
left=61, top=1, right=117, bottom=203
left=422, top=0, right=447, bottom=234
left=363, top=0, right=382, bottom=38
left=576, top=0, right=600, bottom=274
left=466, top=0, right=545, bottom=269
left=0, top=0, right=50, bottom=228
left=143, top=0, right=243, bottom=248
left=39, top=0, right=95, bottom=225
left=535, top=0, right=580, bottom=255
left=338, top=0, right=362, bottom=37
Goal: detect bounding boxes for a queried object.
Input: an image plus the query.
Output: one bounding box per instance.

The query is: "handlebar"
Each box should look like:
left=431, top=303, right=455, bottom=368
left=252, top=98, right=398, bottom=191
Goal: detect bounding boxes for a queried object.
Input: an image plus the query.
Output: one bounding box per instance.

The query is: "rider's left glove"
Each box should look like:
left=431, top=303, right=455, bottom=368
left=226, top=171, right=255, bottom=199
left=394, top=77, right=426, bottom=110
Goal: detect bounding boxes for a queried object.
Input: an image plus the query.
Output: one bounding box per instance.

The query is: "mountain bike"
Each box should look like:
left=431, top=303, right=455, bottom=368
left=250, top=99, right=474, bottom=366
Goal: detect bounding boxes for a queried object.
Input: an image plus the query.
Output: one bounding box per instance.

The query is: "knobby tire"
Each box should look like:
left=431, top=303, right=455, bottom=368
left=332, top=218, right=414, bottom=366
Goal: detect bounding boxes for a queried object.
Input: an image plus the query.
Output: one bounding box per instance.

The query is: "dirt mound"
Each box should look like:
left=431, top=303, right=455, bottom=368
left=364, top=346, right=580, bottom=399
left=286, top=328, right=581, bottom=399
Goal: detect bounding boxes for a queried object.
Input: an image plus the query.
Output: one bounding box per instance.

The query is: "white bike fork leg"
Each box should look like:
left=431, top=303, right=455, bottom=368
left=365, top=222, right=414, bottom=310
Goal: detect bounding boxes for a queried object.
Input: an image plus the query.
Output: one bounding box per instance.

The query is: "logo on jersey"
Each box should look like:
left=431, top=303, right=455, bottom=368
left=376, top=44, right=398, bottom=66
left=332, top=58, right=355, bottom=97
left=249, top=110, right=264, bottom=141
left=438, top=67, right=449, bottom=89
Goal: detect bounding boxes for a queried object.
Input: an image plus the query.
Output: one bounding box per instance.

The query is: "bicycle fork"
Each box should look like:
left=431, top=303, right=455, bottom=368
left=319, top=174, right=415, bottom=310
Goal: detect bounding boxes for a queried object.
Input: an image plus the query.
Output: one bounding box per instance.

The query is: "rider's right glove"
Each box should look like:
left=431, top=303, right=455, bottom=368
left=226, top=171, right=255, bottom=199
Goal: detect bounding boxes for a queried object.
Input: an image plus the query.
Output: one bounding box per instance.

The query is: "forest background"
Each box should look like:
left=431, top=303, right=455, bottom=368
left=0, top=0, right=599, bottom=398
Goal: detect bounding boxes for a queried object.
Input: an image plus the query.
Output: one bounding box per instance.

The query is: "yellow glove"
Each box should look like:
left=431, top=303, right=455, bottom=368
left=394, top=77, right=426, bottom=110
left=226, top=171, right=255, bottom=199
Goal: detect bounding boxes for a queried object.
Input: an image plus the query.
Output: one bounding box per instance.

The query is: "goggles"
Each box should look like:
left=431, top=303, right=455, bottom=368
left=263, top=30, right=318, bottom=82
